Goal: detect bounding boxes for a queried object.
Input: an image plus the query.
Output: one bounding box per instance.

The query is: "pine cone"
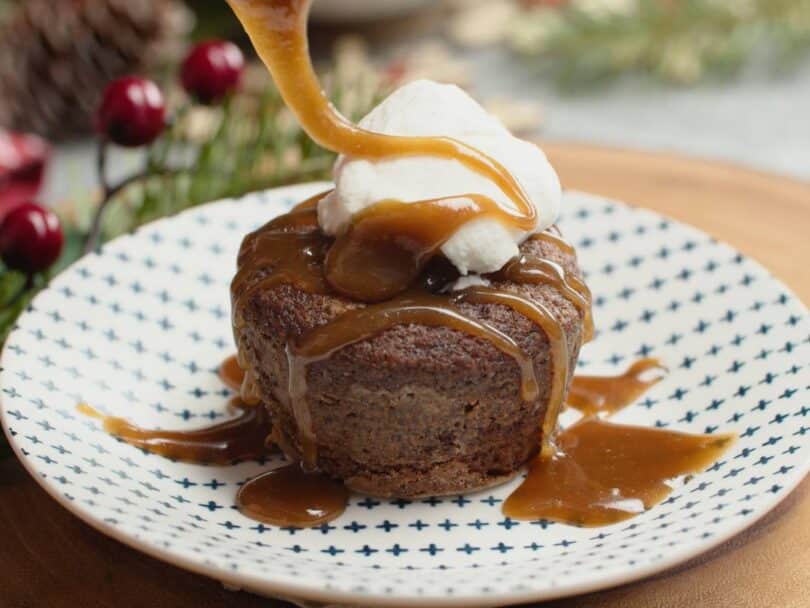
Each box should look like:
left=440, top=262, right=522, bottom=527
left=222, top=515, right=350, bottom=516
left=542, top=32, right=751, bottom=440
left=0, top=0, right=192, bottom=140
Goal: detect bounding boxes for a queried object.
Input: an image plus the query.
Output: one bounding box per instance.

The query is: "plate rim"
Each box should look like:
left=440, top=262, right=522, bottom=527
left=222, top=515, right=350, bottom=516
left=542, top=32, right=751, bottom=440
left=1, top=182, right=808, bottom=607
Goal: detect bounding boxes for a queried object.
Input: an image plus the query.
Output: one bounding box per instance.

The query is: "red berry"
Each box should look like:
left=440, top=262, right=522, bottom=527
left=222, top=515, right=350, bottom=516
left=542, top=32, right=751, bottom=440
left=0, top=202, right=63, bottom=273
left=95, top=77, right=166, bottom=147
left=181, top=40, right=245, bottom=104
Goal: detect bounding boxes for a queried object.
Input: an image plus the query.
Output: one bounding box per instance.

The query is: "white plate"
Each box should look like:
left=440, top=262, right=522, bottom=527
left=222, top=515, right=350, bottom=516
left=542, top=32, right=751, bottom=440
left=1, top=183, right=808, bottom=606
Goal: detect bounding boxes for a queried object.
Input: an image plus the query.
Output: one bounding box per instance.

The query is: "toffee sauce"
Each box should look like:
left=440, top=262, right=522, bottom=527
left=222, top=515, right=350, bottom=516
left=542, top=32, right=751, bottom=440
left=80, top=357, right=351, bottom=525
left=79, top=357, right=734, bottom=528
left=504, top=418, right=735, bottom=526
left=226, top=0, right=537, bottom=243
left=237, top=464, right=349, bottom=527
left=567, top=358, right=668, bottom=417
left=76, top=399, right=271, bottom=465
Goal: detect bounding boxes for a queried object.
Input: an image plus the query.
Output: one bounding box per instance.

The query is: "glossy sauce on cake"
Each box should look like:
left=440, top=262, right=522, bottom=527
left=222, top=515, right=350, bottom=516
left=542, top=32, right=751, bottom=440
left=76, top=399, right=271, bottom=465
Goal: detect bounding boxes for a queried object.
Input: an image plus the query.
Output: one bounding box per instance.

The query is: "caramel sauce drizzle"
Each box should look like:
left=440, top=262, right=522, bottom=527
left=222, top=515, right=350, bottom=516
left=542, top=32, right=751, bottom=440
left=79, top=358, right=351, bottom=527
left=219, top=353, right=262, bottom=405
left=76, top=399, right=271, bottom=465
left=227, top=0, right=540, bottom=300
left=219, top=354, right=244, bottom=391
left=236, top=464, right=349, bottom=527
left=529, top=229, right=576, bottom=257
left=231, top=200, right=329, bottom=317
left=103, top=0, right=736, bottom=529
left=497, top=254, right=594, bottom=343
left=454, top=286, right=568, bottom=456
left=226, top=0, right=535, bottom=224
left=78, top=356, right=734, bottom=528
left=504, top=362, right=736, bottom=525
left=503, top=418, right=735, bottom=526
left=567, top=358, right=667, bottom=417
left=325, top=194, right=529, bottom=302
left=229, top=202, right=329, bottom=469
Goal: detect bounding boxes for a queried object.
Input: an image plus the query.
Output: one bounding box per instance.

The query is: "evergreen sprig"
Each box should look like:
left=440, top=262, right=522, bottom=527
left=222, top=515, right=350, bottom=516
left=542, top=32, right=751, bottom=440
left=0, top=65, right=385, bottom=344
left=102, top=74, right=385, bottom=240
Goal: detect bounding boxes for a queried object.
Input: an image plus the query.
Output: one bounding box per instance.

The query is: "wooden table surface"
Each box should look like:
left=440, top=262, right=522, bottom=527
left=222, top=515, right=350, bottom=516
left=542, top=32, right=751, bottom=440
left=1, top=143, right=808, bottom=608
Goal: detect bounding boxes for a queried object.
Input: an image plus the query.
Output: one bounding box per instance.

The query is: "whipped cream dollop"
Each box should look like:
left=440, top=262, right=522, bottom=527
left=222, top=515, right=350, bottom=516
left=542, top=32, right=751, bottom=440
left=318, top=80, right=561, bottom=276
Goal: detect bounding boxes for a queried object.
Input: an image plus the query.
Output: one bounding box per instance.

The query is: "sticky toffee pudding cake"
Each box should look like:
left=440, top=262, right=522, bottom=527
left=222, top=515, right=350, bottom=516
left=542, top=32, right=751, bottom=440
left=232, top=211, right=588, bottom=497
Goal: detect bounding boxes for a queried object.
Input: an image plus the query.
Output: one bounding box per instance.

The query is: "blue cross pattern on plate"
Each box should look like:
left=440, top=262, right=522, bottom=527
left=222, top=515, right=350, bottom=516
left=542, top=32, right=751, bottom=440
left=1, top=183, right=808, bottom=606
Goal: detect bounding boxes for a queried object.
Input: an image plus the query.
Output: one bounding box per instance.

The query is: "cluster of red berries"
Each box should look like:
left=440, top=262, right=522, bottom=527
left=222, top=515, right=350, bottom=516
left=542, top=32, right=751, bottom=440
left=96, top=40, right=246, bottom=147
left=0, top=40, right=244, bottom=277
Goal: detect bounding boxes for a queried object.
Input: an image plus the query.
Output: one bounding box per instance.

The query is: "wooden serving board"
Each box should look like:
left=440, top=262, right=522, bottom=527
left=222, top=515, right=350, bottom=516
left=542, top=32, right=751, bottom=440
left=0, top=143, right=808, bottom=608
